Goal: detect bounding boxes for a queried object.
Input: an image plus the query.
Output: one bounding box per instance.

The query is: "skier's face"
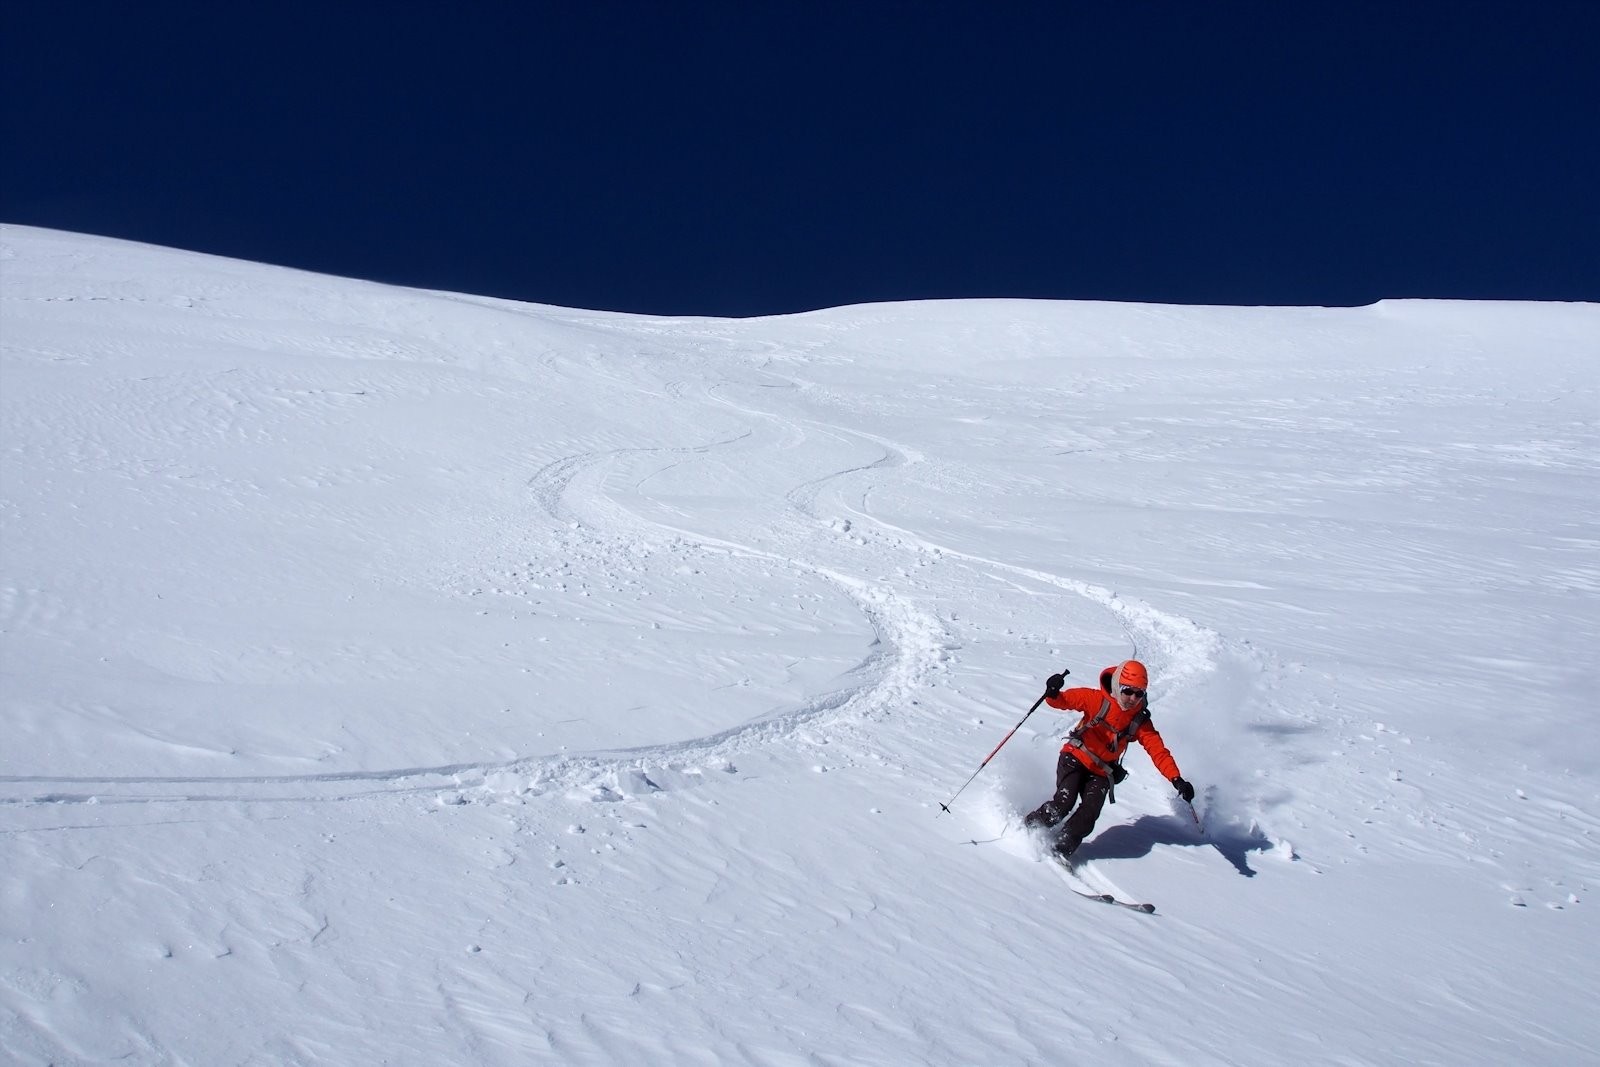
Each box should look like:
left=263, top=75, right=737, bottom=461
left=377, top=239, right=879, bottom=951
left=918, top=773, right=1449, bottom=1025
left=1116, top=686, right=1146, bottom=711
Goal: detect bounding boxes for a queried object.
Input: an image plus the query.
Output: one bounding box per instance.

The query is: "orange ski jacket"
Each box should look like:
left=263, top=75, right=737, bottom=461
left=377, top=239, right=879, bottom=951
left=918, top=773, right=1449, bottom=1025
left=1045, top=687, right=1181, bottom=781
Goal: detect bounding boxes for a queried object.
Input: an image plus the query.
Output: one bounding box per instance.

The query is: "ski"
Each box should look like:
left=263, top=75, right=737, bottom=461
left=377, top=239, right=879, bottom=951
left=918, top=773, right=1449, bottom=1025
left=1050, top=855, right=1156, bottom=912
left=1068, top=886, right=1156, bottom=913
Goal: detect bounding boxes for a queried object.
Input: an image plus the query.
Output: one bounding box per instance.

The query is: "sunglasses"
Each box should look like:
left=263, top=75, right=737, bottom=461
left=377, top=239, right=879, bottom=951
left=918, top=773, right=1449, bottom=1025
left=1120, top=687, right=1147, bottom=700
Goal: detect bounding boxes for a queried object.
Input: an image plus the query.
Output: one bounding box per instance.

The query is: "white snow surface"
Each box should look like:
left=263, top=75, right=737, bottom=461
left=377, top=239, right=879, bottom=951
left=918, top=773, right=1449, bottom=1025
left=2, top=224, right=1597, bottom=1066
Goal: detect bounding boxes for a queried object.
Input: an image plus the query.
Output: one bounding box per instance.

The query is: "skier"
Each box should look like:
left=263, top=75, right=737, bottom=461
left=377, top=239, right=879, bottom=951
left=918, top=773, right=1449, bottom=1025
left=1023, top=659, right=1195, bottom=860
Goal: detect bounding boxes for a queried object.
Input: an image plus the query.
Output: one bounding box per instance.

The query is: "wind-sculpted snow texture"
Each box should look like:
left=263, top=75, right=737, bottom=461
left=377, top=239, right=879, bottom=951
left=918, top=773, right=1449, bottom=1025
left=2, top=225, right=1597, bottom=1065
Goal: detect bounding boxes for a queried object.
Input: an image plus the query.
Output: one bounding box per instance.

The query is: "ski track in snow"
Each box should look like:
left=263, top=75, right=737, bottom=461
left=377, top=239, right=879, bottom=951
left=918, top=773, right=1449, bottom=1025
left=1, top=353, right=1238, bottom=825
left=499, top=358, right=1248, bottom=823
left=492, top=369, right=956, bottom=800
left=1, top=368, right=957, bottom=815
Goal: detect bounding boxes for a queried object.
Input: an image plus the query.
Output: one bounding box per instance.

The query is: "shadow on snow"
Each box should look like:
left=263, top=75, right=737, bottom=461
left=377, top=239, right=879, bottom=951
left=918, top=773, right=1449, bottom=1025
left=1079, top=812, right=1272, bottom=877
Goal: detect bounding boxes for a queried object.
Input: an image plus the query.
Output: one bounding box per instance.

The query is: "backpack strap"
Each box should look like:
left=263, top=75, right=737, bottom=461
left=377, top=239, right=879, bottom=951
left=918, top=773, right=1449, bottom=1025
left=1064, top=698, right=1151, bottom=805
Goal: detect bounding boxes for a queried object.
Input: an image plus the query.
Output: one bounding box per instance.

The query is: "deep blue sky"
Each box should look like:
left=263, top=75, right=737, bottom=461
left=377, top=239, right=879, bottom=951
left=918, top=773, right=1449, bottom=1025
left=4, top=3, right=1597, bottom=316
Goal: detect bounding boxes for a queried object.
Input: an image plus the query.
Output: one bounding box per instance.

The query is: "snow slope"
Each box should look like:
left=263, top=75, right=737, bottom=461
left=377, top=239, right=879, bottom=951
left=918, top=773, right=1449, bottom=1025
left=2, top=225, right=1597, bottom=1065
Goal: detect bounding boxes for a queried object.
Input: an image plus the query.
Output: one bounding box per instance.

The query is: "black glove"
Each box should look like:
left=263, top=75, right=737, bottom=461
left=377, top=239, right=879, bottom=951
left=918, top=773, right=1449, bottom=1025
left=1044, top=673, right=1065, bottom=697
left=1171, top=776, right=1195, bottom=803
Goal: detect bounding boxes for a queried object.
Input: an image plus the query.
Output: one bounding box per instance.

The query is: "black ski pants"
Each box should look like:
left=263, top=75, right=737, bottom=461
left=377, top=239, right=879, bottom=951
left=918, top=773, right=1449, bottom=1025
left=1028, top=751, right=1109, bottom=852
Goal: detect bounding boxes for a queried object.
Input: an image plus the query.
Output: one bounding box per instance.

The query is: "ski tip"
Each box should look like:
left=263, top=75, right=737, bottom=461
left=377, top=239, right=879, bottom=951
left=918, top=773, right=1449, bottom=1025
left=1136, top=902, right=1156, bottom=913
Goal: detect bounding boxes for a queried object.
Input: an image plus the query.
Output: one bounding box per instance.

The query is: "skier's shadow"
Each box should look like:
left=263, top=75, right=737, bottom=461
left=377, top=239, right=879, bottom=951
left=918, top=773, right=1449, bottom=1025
left=1078, top=813, right=1271, bottom=877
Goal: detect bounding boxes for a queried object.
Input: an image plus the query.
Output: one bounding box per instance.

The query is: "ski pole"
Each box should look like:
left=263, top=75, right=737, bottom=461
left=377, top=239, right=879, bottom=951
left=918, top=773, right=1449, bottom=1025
left=938, top=670, right=1066, bottom=815
left=1185, top=799, right=1204, bottom=834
